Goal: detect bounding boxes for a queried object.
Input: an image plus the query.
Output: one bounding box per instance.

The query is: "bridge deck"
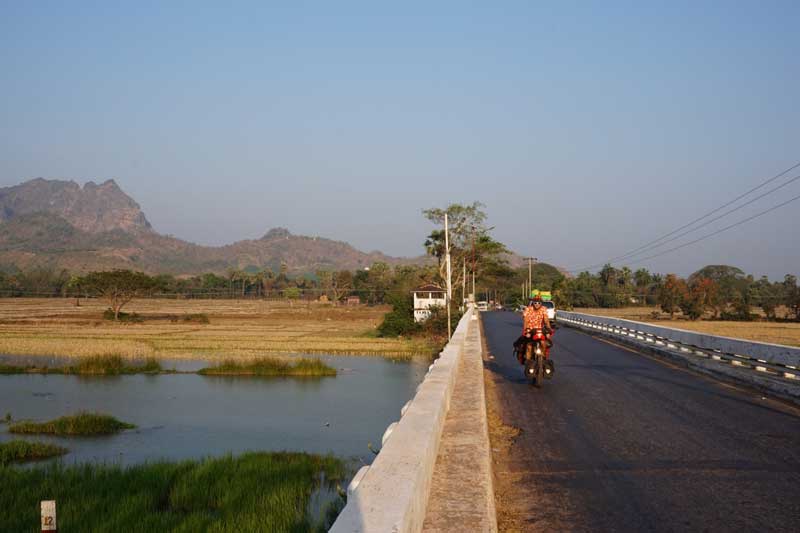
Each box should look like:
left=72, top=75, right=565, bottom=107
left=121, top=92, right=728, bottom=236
left=482, top=310, right=800, bottom=532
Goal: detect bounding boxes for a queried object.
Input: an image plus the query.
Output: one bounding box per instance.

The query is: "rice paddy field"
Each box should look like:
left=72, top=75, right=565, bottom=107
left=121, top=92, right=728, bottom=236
left=572, top=306, right=800, bottom=347
left=0, top=298, right=433, bottom=361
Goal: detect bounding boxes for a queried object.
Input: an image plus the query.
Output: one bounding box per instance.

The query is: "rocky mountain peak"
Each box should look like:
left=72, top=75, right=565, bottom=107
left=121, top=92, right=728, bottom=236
left=262, top=227, right=292, bottom=240
left=0, top=178, right=151, bottom=233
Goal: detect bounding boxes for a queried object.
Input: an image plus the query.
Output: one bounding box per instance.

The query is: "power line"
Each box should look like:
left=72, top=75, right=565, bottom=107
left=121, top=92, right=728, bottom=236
left=620, top=191, right=800, bottom=267
left=590, top=172, right=800, bottom=265
left=567, top=160, right=800, bottom=272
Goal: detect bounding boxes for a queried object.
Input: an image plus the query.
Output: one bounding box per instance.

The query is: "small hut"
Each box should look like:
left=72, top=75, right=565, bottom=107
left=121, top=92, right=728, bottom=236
left=412, top=284, right=446, bottom=323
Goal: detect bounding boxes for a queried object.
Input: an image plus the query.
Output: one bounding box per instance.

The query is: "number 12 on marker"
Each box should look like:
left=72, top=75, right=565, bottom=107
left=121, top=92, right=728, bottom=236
left=41, top=500, right=56, bottom=532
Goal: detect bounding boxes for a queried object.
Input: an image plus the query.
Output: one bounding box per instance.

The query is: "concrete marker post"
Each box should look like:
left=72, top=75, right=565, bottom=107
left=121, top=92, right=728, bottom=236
left=41, top=500, right=56, bottom=533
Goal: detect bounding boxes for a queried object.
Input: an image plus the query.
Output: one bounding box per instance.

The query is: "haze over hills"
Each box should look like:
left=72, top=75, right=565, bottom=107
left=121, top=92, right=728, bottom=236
left=0, top=178, right=425, bottom=275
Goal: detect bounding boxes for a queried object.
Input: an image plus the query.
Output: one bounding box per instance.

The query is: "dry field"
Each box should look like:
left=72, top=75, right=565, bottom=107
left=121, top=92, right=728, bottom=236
left=572, top=306, right=800, bottom=347
left=0, top=298, right=432, bottom=361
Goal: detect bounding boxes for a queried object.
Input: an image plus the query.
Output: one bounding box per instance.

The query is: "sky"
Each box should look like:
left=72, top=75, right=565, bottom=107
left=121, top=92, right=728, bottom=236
left=2, top=1, right=799, bottom=279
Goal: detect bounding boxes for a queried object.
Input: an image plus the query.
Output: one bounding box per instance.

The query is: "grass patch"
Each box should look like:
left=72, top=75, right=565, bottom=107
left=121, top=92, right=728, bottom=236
left=0, top=440, right=67, bottom=465
left=0, top=356, right=162, bottom=375
left=102, top=309, right=144, bottom=323
left=9, top=413, right=135, bottom=436
left=0, top=364, right=25, bottom=375
left=0, top=451, right=345, bottom=532
left=182, top=313, right=210, bottom=324
left=198, top=357, right=337, bottom=377
left=66, top=355, right=162, bottom=375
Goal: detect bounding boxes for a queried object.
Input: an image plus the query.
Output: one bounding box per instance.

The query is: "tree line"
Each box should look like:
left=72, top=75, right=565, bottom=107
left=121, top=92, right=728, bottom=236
left=2, top=201, right=798, bottom=324
left=0, top=263, right=443, bottom=305
left=556, top=264, right=800, bottom=322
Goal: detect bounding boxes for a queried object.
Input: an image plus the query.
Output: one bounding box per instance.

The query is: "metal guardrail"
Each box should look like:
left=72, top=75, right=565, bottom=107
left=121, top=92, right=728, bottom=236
left=557, top=311, right=800, bottom=382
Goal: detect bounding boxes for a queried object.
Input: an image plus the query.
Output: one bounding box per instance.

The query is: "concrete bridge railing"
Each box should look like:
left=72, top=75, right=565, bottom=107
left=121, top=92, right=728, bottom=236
left=330, top=306, right=475, bottom=533
left=557, top=311, right=800, bottom=380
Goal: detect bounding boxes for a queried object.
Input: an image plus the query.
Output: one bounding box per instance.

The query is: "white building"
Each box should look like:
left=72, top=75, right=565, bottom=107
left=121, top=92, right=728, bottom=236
left=413, top=284, right=446, bottom=323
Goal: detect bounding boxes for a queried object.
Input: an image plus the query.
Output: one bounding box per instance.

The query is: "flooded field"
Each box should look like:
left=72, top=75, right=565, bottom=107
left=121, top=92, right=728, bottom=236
left=0, top=354, right=427, bottom=466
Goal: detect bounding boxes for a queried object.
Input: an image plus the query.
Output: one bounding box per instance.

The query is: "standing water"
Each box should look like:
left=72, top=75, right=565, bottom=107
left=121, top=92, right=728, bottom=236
left=0, top=354, right=428, bottom=466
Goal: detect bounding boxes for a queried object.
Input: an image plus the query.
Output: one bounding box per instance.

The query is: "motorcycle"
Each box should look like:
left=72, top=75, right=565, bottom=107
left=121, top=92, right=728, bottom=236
left=522, top=328, right=554, bottom=387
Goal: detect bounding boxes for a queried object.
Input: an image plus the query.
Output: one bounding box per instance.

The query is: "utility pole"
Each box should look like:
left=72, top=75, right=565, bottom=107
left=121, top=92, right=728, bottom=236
left=471, top=224, right=476, bottom=301
left=462, top=258, right=466, bottom=311
left=444, top=214, right=453, bottom=340
left=526, top=257, right=538, bottom=298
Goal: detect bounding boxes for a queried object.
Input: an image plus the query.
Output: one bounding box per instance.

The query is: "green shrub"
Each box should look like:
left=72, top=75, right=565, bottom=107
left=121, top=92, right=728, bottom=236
left=377, top=294, right=419, bottom=337
left=422, top=305, right=463, bottom=337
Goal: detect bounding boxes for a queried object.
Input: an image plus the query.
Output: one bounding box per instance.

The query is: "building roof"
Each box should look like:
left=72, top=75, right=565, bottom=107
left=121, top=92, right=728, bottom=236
left=414, top=284, right=445, bottom=293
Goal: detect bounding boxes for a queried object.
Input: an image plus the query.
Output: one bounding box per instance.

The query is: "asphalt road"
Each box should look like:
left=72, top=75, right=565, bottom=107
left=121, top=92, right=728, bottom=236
left=482, top=311, right=800, bottom=532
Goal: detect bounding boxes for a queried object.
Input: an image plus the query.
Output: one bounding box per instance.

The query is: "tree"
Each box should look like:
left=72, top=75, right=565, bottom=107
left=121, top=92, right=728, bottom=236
left=784, top=275, right=800, bottom=321
left=680, top=277, right=718, bottom=320
left=65, top=275, right=83, bottom=306
left=634, top=268, right=652, bottom=304
left=315, top=270, right=353, bottom=303
left=659, top=274, right=685, bottom=319
left=422, top=202, right=508, bottom=296
left=79, top=270, right=155, bottom=320
left=689, top=265, right=748, bottom=317
left=424, top=230, right=446, bottom=267
left=751, top=276, right=780, bottom=320
left=329, top=270, right=353, bottom=303
left=283, top=287, right=300, bottom=300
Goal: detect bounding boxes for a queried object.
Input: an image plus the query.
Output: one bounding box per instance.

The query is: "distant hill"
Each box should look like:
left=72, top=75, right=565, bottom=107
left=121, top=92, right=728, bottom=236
left=0, top=178, right=423, bottom=275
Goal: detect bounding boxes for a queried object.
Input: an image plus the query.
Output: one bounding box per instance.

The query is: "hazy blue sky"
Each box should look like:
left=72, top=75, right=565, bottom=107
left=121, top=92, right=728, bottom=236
left=2, top=1, right=799, bottom=278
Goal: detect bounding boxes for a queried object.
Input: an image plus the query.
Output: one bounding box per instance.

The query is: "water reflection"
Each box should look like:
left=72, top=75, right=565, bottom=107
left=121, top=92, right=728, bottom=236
left=0, top=354, right=427, bottom=467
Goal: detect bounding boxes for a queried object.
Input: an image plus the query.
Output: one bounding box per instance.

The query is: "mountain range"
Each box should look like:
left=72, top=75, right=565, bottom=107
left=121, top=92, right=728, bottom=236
left=0, top=178, right=422, bottom=275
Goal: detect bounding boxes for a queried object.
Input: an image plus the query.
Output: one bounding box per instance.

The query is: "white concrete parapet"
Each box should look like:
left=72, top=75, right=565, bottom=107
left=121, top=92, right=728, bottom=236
left=557, top=311, right=800, bottom=368
left=330, top=307, right=474, bottom=533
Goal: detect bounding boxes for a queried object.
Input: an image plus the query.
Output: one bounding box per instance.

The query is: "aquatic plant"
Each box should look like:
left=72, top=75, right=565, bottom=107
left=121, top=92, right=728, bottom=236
left=0, top=356, right=163, bottom=376
left=0, top=440, right=67, bottom=465
left=198, top=357, right=337, bottom=377
left=9, top=413, right=135, bottom=436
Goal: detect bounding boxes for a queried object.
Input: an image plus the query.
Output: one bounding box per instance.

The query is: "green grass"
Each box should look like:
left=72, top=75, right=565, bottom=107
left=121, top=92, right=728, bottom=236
left=198, top=357, right=337, bottom=377
left=0, top=355, right=162, bottom=375
left=0, top=440, right=67, bottom=465
left=9, top=413, right=135, bottom=436
left=0, top=452, right=345, bottom=532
